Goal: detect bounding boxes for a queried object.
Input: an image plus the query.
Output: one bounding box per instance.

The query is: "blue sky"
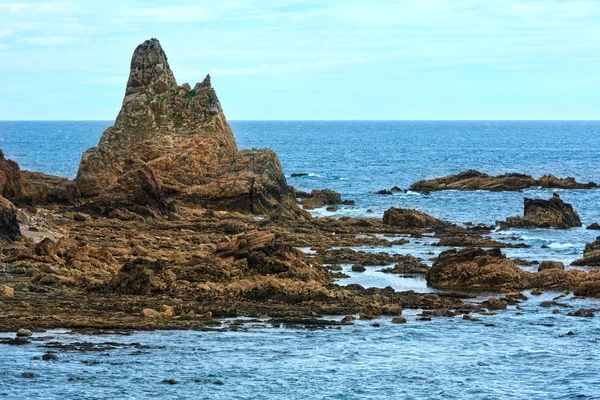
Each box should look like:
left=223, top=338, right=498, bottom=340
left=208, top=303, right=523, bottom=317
left=1, top=0, right=600, bottom=120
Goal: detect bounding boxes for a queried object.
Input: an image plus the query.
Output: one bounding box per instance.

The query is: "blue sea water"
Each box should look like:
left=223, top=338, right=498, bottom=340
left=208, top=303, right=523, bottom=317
left=1, top=120, right=600, bottom=399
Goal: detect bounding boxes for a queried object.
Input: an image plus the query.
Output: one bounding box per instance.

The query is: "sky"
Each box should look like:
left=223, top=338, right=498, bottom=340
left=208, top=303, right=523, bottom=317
left=1, top=0, right=600, bottom=120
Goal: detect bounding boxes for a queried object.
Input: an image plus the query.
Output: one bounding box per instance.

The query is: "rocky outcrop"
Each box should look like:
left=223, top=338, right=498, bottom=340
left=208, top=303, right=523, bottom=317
left=110, top=258, right=175, bottom=295
left=382, top=207, right=460, bottom=232
left=300, top=189, right=353, bottom=210
left=427, top=247, right=600, bottom=296
left=433, top=235, right=530, bottom=248
left=537, top=260, right=564, bottom=272
left=503, top=194, right=582, bottom=229
left=409, top=170, right=598, bottom=192
left=75, top=38, right=299, bottom=216
left=379, top=255, right=429, bottom=274
left=0, top=150, right=27, bottom=204
left=21, top=171, right=76, bottom=204
left=0, top=196, right=20, bottom=241
left=572, top=236, right=600, bottom=266
left=427, top=248, right=528, bottom=290
left=214, top=230, right=276, bottom=261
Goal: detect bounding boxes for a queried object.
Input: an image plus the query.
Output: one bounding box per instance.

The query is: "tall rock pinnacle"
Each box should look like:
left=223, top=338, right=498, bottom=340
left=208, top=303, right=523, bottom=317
left=76, top=39, right=301, bottom=217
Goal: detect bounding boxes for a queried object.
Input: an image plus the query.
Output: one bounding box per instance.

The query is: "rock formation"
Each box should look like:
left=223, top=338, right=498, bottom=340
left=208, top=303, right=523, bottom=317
left=427, top=247, right=600, bottom=296
left=572, top=236, right=600, bottom=266
left=409, top=169, right=598, bottom=192
left=0, top=150, right=27, bottom=204
left=75, top=38, right=299, bottom=216
left=0, top=196, right=20, bottom=241
left=382, top=207, right=459, bottom=232
left=427, top=248, right=528, bottom=290
left=503, top=193, right=582, bottom=229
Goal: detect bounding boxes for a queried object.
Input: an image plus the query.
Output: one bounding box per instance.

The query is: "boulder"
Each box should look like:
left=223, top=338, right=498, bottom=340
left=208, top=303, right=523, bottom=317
left=16, top=328, right=32, bottom=337
left=409, top=170, right=597, bottom=192
left=382, top=207, right=457, bottom=231
left=0, top=196, right=20, bottom=241
left=0, top=284, right=14, bottom=297
left=381, top=304, right=403, bottom=315
left=351, top=264, right=366, bottom=272
left=587, top=223, right=600, bottom=230
left=426, top=248, right=529, bottom=290
left=75, top=38, right=299, bottom=216
left=538, top=260, right=565, bottom=272
left=504, top=194, right=582, bottom=229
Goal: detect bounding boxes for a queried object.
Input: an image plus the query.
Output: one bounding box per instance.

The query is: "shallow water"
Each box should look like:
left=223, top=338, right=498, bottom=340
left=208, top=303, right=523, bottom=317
left=1, top=120, right=600, bottom=398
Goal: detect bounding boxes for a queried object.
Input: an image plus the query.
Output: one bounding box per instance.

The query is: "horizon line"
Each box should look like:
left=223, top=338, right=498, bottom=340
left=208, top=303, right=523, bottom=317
left=2, top=119, right=600, bottom=122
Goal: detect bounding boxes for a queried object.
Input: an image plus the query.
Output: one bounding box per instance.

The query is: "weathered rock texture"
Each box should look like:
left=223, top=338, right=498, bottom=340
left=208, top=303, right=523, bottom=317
left=410, top=170, right=598, bottom=193
left=427, top=248, right=528, bottom=290
left=75, top=38, right=299, bottom=216
left=0, top=150, right=27, bottom=204
left=572, top=237, right=600, bottom=266
left=0, top=196, right=20, bottom=241
left=427, top=247, right=600, bottom=296
left=504, top=194, right=582, bottom=229
left=382, top=207, right=459, bottom=232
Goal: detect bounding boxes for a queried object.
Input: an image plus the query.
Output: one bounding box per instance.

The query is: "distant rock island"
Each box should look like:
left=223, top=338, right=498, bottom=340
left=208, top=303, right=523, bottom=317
left=409, top=169, right=598, bottom=193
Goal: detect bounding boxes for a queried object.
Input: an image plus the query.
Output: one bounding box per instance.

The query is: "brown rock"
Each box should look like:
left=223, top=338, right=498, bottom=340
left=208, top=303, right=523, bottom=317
left=504, top=194, right=582, bottom=229
left=391, top=317, right=407, bottom=324
left=0, top=284, right=14, bottom=297
left=0, top=195, right=20, bottom=241
left=381, top=304, right=403, bottom=315
left=214, top=230, right=275, bottom=261
left=426, top=248, right=528, bottom=290
left=16, top=328, right=32, bottom=337
left=409, top=170, right=597, bottom=192
left=572, top=236, right=600, bottom=266
left=359, top=305, right=382, bottom=320
left=0, top=149, right=27, bottom=203
left=483, top=298, right=507, bottom=310
left=538, top=260, right=565, bottom=272
left=75, top=38, right=300, bottom=216
left=382, top=207, right=457, bottom=231
left=110, top=258, right=174, bottom=295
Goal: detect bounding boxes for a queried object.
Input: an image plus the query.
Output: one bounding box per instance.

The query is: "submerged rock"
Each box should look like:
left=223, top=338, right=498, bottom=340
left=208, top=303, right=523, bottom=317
left=75, top=38, right=299, bottom=216
left=503, top=193, right=582, bottom=229
left=409, top=170, right=598, bottom=192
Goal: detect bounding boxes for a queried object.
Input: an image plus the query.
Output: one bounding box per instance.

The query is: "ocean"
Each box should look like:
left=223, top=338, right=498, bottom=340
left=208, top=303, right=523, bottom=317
left=1, top=120, right=600, bottom=399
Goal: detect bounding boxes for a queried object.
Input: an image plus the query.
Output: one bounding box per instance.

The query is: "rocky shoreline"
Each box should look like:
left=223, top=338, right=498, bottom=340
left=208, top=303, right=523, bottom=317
left=1, top=39, right=599, bottom=335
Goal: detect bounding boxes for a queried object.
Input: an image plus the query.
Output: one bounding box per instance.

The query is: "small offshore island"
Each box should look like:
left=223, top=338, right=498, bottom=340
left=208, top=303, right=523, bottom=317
left=1, top=39, right=600, bottom=338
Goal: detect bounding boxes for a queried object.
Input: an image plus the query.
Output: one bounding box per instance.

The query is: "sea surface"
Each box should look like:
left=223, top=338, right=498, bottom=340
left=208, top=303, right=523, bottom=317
left=1, top=120, right=600, bottom=399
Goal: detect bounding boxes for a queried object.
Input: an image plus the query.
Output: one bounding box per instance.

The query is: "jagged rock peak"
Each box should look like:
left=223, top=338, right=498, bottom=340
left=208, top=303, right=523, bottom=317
left=125, top=38, right=177, bottom=96
left=75, top=38, right=304, bottom=217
